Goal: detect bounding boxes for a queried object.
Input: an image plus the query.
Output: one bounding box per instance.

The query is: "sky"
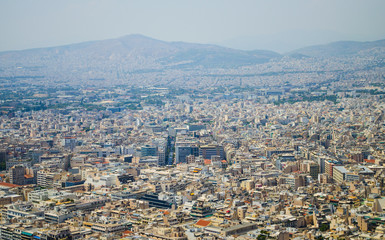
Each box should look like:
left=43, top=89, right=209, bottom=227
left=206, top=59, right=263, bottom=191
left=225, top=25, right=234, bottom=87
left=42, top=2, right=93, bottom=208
left=1, top=0, right=385, bottom=53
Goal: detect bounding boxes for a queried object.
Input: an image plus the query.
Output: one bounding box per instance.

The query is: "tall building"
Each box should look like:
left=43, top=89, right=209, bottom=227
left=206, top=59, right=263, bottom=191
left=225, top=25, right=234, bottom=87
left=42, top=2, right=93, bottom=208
left=185, top=104, right=193, bottom=113
left=316, top=157, right=326, bottom=173
left=141, top=145, right=157, bottom=157
left=158, top=148, right=166, bottom=166
left=176, top=146, right=193, bottom=164
left=37, top=170, right=56, bottom=188
left=175, top=143, right=199, bottom=164
left=10, top=165, right=25, bottom=185
left=309, top=163, right=319, bottom=180
left=333, top=166, right=348, bottom=183
left=0, top=149, right=7, bottom=171
left=62, top=137, right=77, bottom=150
left=325, top=160, right=341, bottom=178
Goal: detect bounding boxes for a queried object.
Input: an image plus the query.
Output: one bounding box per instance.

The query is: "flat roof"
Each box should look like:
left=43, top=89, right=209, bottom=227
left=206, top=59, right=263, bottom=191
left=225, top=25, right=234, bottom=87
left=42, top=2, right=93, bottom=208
left=334, top=166, right=348, bottom=174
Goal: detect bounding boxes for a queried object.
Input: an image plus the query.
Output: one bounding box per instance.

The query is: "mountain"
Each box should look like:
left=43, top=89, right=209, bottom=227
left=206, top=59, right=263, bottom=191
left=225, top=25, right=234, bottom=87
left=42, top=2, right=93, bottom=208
left=0, top=34, right=281, bottom=71
left=217, top=29, right=352, bottom=53
left=289, top=39, right=385, bottom=58
left=1, top=35, right=384, bottom=87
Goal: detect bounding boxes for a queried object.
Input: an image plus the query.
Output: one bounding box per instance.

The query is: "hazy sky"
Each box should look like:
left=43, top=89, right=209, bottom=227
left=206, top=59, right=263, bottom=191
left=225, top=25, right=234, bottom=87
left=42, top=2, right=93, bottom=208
left=1, top=0, right=385, bottom=52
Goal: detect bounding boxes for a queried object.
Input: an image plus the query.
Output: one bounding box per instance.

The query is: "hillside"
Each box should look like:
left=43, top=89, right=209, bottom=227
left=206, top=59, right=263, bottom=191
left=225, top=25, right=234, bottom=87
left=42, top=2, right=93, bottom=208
left=289, top=39, right=385, bottom=58
left=0, top=35, right=384, bottom=88
left=0, top=34, right=280, bottom=71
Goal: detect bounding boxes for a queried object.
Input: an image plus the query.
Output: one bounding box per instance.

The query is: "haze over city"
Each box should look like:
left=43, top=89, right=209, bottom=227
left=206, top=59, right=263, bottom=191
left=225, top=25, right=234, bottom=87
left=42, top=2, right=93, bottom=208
left=1, top=0, right=385, bottom=52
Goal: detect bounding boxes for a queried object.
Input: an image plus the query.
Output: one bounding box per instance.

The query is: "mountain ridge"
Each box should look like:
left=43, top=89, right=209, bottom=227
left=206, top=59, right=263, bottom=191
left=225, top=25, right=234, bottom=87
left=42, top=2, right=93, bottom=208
left=0, top=34, right=282, bottom=70
left=1, top=34, right=385, bottom=58
left=0, top=34, right=272, bottom=54
left=0, top=34, right=384, bottom=87
left=288, top=39, right=385, bottom=58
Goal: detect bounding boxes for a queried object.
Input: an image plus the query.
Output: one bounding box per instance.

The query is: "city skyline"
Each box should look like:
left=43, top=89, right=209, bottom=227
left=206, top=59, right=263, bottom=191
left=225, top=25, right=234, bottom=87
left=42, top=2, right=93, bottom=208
left=1, top=1, right=385, bottom=239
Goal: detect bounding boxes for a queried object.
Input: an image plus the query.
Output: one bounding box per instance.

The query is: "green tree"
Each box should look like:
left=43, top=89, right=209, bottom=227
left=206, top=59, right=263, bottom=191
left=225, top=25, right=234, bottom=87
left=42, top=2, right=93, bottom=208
left=319, top=223, right=329, bottom=232
left=257, top=235, right=267, bottom=240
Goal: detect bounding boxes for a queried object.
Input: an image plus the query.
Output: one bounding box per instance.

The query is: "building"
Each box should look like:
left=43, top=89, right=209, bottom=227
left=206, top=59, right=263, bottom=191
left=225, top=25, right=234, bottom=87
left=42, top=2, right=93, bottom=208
left=0, top=149, right=7, bottom=171
left=37, top=170, right=57, bottom=188
left=190, top=200, right=213, bottom=218
left=10, top=165, right=25, bottom=185
left=62, top=136, right=77, bottom=150
left=70, top=156, right=86, bottom=168
left=187, top=124, right=205, bottom=131
left=91, top=221, right=131, bottom=234
left=175, top=143, right=199, bottom=164
left=0, top=225, right=41, bottom=240
left=276, top=154, right=296, bottom=171
left=6, top=159, right=32, bottom=170
left=28, top=189, right=49, bottom=203
left=158, top=148, right=167, bottom=166
left=309, top=163, right=319, bottom=180
left=333, top=166, right=348, bottom=183
left=176, top=146, right=193, bottom=164
left=266, top=148, right=294, bottom=158
left=325, top=160, right=341, bottom=178
left=0, top=194, right=23, bottom=207
left=45, top=209, right=74, bottom=223
left=316, top=157, right=326, bottom=173
left=284, top=175, right=306, bottom=189
left=139, top=194, right=173, bottom=209
left=141, top=145, right=157, bottom=157
left=199, top=144, right=225, bottom=160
